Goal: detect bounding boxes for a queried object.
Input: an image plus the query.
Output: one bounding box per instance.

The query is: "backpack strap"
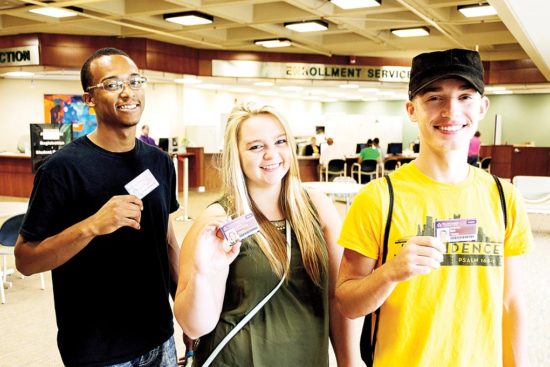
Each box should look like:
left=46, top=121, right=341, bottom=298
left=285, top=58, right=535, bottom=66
left=360, top=174, right=507, bottom=366
left=492, top=175, right=507, bottom=229
left=359, top=175, right=393, bottom=366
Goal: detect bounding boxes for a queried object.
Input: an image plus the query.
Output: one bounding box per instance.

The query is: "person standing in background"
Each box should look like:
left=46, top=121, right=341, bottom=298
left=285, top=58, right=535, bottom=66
left=15, top=47, right=181, bottom=366
left=174, top=102, right=357, bottom=366
left=319, top=137, right=344, bottom=167
left=139, top=124, right=157, bottom=146
left=468, top=130, right=482, bottom=166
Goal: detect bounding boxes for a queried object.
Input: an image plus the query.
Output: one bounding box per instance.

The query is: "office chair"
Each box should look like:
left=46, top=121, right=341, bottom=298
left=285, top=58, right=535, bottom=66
left=320, top=159, right=346, bottom=182
left=382, top=159, right=400, bottom=176
left=351, top=159, right=378, bottom=184
left=0, top=214, right=45, bottom=304
left=478, top=157, right=492, bottom=172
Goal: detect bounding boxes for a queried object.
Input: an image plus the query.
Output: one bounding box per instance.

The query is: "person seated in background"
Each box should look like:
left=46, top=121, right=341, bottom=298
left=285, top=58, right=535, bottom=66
left=358, top=140, right=381, bottom=163
left=173, top=102, right=357, bottom=366
left=468, top=131, right=481, bottom=166
left=138, top=124, right=156, bottom=146
left=304, top=136, right=320, bottom=156
left=372, top=137, right=385, bottom=157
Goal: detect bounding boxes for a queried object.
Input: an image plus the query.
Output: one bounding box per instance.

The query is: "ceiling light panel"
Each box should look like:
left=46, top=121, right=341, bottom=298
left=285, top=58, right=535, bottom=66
left=254, top=38, right=291, bottom=48
left=284, top=20, right=328, bottom=32
left=391, top=27, right=430, bottom=37
left=458, top=3, right=497, bottom=18
left=163, top=11, right=213, bottom=26
left=29, top=7, right=77, bottom=18
left=330, top=0, right=381, bottom=10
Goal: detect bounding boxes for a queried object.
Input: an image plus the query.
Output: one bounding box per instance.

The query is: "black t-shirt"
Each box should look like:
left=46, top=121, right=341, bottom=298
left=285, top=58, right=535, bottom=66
left=20, top=136, right=179, bottom=366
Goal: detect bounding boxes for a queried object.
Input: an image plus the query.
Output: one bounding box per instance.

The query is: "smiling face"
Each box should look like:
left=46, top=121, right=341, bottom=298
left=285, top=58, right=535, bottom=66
left=237, top=113, right=291, bottom=191
left=406, top=78, right=489, bottom=155
left=84, top=55, right=144, bottom=129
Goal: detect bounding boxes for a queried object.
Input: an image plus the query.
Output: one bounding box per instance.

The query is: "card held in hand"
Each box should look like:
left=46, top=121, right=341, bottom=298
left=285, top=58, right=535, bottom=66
left=220, top=213, right=260, bottom=245
left=435, top=218, right=477, bottom=243
left=124, top=169, right=160, bottom=199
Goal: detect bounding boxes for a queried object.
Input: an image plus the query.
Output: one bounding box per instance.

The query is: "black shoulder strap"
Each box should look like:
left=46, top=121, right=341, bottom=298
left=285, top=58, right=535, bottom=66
left=492, top=175, right=507, bottom=229
left=360, top=175, right=393, bottom=366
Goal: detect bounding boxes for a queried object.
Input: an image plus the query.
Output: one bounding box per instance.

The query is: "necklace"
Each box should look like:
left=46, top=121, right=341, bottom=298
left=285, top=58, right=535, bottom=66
left=271, top=219, right=286, bottom=231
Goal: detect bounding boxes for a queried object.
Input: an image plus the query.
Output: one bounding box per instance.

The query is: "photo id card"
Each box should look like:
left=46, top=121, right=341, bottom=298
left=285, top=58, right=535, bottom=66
left=124, top=169, right=159, bottom=199
left=435, top=218, right=477, bottom=243
left=220, top=213, right=260, bottom=245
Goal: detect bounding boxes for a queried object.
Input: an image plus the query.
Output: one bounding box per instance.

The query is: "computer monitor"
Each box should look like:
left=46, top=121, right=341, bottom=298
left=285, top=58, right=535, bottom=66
left=356, top=143, right=367, bottom=154
left=413, top=143, right=420, bottom=153
left=387, top=142, right=403, bottom=155
left=158, top=138, right=169, bottom=152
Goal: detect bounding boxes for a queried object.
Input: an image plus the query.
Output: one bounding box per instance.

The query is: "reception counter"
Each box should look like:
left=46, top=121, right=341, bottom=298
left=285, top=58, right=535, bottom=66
left=0, top=153, right=34, bottom=197
left=480, top=145, right=550, bottom=179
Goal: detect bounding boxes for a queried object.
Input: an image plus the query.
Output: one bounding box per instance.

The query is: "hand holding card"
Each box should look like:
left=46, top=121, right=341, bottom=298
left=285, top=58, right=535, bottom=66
left=220, top=213, right=260, bottom=245
left=124, top=169, right=159, bottom=199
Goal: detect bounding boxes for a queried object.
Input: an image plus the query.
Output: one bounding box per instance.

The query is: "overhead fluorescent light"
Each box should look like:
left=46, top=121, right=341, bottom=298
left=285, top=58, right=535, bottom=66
left=491, top=90, right=513, bottom=95
left=254, top=38, right=291, bottom=48
left=391, top=26, right=430, bottom=37
left=4, top=71, right=35, bottom=77
left=458, top=3, right=497, bottom=17
left=330, top=0, right=381, bottom=10
left=29, top=7, right=78, bottom=18
left=284, top=20, right=328, bottom=32
left=339, top=83, right=359, bottom=89
left=280, top=86, right=303, bottom=92
left=163, top=11, right=213, bottom=26
left=254, top=81, right=274, bottom=86
left=174, top=76, right=202, bottom=84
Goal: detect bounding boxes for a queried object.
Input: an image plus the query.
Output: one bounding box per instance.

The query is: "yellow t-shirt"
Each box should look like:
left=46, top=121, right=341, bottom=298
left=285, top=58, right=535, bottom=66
left=339, top=163, right=533, bottom=367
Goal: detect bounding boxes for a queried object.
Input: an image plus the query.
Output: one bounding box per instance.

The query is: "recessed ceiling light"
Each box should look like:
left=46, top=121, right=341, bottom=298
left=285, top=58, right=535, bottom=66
left=359, top=88, right=379, bottom=93
left=280, top=86, right=303, bottom=91
left=163, top=11, right=213, bottom=26
left=29, top=7, right=78, bottom=18
left=458, top=3, right=497, bottom=17
left=4, top=71, right=35, bottom=77
left=339, top=83, right=359, bottom=89
left=174, top=76, right=202, bottom=84
left=254, top=81, right=274, bottom=87
left=330, top=0, right=381, bottom=10
left=254, top=38, right=292, bottom=48
left=284, top=20, right=328, bottom=32
left=391, top=27, right=430, bottom=37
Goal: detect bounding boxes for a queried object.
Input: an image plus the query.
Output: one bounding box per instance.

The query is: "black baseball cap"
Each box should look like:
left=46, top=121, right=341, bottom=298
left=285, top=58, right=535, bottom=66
left=408, top=48, right=485, bottom=99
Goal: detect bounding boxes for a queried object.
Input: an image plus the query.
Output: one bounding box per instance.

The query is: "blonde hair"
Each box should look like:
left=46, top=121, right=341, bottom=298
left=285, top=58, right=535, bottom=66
left=221, top=102, right=327, bottom=286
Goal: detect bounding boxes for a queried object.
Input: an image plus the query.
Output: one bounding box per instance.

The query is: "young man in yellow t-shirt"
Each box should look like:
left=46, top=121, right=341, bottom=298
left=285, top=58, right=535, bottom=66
left=336, top=49, right=533, bottom=367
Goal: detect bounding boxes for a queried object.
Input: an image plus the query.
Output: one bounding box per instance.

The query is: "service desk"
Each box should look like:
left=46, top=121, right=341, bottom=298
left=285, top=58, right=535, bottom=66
left=298, top=156, right=319, bottom=182
left=479, top=145, right=550, bottom=179
left=0, top=153, right=34, bottom=197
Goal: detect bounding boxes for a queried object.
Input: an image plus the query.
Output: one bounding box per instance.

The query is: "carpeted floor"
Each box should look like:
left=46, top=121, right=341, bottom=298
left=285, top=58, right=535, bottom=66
left=1, top=192, right=548, bottom=366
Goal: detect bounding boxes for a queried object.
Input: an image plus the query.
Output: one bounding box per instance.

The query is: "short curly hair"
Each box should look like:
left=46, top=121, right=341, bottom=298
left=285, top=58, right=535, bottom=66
left=80, top=47, right=130, bottom=92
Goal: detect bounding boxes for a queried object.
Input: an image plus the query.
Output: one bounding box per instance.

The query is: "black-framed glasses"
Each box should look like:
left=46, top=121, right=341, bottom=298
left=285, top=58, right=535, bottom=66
left=86, top=75, right=147, bottom=92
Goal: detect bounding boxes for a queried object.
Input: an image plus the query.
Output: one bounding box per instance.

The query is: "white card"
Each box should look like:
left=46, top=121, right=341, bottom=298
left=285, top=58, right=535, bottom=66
left=124, top=169, right=159, bottom=199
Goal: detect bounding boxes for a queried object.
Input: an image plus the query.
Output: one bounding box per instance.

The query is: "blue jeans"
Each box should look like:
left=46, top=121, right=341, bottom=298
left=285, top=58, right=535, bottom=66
left=107, top=336, right=177, bottom=367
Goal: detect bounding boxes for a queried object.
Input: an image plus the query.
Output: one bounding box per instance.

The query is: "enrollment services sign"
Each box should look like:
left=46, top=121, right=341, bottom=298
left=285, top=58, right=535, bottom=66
left=212, top=60, right=410, bottom=82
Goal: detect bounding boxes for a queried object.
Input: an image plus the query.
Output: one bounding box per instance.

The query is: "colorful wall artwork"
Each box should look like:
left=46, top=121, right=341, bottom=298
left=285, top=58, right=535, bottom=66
left=43, top=94, right=96, bottom=139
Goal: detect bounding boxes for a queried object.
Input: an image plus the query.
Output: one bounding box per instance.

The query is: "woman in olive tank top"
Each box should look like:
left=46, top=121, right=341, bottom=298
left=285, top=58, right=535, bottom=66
left=174, top=102, right=357, bottom=366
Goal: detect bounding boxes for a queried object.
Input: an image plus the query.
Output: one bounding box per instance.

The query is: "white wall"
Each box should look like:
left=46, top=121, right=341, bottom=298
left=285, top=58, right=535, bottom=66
left=0, top=78, right=186, bottom=152
left=0, top=78, right=82, bottom=152
left=181, top=87, right=323, bottom=153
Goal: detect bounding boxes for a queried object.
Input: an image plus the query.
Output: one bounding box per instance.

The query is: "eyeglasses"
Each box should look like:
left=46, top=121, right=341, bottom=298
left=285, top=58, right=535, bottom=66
left=86, top=76, right=147, bottom=92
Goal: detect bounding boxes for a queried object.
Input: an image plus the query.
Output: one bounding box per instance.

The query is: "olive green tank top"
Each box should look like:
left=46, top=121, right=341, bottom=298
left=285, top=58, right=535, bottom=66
left=194, top=205, right=329, bottom=366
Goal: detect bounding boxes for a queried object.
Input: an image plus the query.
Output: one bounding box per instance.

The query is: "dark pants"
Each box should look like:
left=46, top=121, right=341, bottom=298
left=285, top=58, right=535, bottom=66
left=467, top=155, right=479, bottom=166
